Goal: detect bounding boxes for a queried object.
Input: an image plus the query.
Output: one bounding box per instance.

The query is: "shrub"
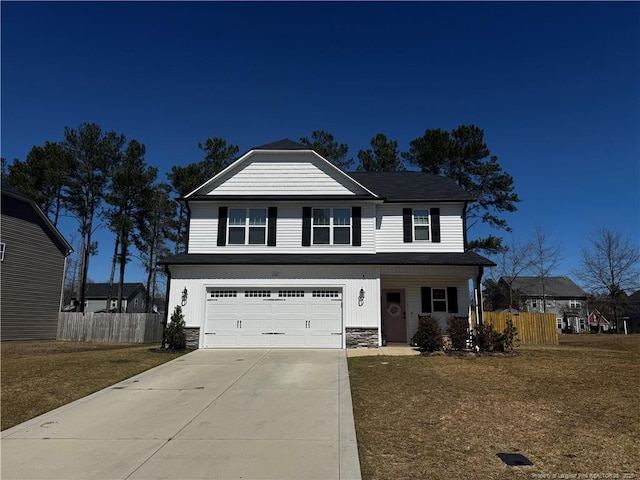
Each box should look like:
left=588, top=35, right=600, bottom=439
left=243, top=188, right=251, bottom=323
left=473, top=322, right=500, bottom=352
left=447, top=316, right=470, bottom=350
left=412, top=315, right=443, bottom=352
left=164, top=305, right=186, bottom=350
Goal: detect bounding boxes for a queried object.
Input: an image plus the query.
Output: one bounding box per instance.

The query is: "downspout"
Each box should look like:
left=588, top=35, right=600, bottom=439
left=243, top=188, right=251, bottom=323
left=161, top=264, right=172, bottom=349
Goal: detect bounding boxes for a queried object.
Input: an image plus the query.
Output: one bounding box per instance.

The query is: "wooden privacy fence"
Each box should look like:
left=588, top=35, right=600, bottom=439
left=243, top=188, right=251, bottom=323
left=57, top=313, right=164, bottom=343
left=471, top=311, right=558, bottom=346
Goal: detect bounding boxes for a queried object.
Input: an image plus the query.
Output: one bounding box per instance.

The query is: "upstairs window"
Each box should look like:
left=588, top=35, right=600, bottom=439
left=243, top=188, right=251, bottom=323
left=228, top=208, right=267, bottom=245
left=0, top=242, right=4, bottom=262
left=569, top=299, right=581, bottom=308
left=413, top=209, right=430, bottom=241
left=312, top=208, right=351, bottom=245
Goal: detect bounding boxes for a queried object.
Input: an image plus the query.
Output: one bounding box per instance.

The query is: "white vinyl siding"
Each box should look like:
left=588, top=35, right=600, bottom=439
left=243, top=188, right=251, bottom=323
left=167, top=265, right=381, bottom=347
left=380, top=269, right=472, bottom=337
left=188, top=203, right=376, bottom=254
left=376, top=203, right=465, bottom=253
left=203, top=155, right=368, bottom=196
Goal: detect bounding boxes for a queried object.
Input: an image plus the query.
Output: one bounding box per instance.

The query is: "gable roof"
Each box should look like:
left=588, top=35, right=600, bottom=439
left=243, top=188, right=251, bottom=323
left=1, top=182, right=73, bottom=256
left=185, top=139, right=378, bottom=199
left=587, top=309, right=610, bottom=325
left=348, top=172, right=476, bottom=202
left=501, top=276, right=587, bottom=298
left=181, top=138, right=477, bottom=203
left=84, top=282, right=146, bottom=299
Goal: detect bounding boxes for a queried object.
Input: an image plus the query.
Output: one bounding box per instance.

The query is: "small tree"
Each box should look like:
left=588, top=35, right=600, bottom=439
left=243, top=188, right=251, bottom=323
left=500, top=319, right=519, bottom=353
left=165, top=305, right=186, bottom=350
left=411, top=315, right=443, bottom=352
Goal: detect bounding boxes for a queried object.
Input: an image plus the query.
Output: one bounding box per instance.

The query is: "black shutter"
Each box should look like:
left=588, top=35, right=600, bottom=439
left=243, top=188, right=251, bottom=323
left=447, top=287, right=458, bottom=313
left=403, top=208, right=413, bottom=243
left=217, top=206, right=228, bottom=246
left=421, top=287, right=432, bottom=313
left=352, top=207, right=361, bottom=246
left=267, top=207, right=277, bottom=246
left=302, top=207, right=312, bottom=246
left=431, top=208, right=441, bottom=243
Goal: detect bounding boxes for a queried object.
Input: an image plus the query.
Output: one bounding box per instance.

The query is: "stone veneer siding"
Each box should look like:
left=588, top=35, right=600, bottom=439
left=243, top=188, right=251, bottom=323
left=185, top=327, right=200, bottom=350
left=346, top=327, right=379, bottom=348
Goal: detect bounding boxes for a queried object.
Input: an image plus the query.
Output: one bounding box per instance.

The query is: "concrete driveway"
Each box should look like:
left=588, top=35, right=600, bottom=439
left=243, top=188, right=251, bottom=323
left=1, top=349, right=361, bottom=480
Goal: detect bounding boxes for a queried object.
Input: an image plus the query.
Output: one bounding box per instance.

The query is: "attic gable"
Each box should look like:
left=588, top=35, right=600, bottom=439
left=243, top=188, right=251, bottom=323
left=187, top=143, right=377, bottom=198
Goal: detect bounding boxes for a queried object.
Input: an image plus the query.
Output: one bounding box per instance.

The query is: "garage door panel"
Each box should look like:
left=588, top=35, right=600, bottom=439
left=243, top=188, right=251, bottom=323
left=205, top=287, right=343, bottom=348
left=238, top=333, right=272, bottom=347
left=204, top=332, right=238, bottom=348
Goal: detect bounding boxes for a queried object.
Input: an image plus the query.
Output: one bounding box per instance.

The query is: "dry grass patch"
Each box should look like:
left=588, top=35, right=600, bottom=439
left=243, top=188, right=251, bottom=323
left=1, top=341, right=186, bottom=431
left=348, top=334, right=639, bottom=480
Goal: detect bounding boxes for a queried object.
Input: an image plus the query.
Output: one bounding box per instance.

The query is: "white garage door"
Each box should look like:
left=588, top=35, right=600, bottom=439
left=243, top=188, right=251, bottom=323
left=204, top=288, right=343, bottom=348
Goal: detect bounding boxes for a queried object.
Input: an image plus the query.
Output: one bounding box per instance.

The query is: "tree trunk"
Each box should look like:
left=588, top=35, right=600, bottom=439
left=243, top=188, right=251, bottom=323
left=78, top=224, right=92, bottom=314
left=106, top=234, right=120, bottom=312
left=117, top=239, right=128, bottom=313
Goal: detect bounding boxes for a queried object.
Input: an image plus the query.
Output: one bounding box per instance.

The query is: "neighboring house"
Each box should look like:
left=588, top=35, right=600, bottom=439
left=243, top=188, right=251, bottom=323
left=587, top=309, right=610, bottom=332
left=160, top=139, right=495, bottom=349
left=78, top=282, right=148, bottom=313
left=499, top=276, right=589, bottom=333
left=1, top=182, right=73, bottom=340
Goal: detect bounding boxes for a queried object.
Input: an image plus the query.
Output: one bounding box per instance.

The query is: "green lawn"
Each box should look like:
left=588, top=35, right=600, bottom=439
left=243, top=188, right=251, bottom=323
left=348, top=334, right=640, bottom=480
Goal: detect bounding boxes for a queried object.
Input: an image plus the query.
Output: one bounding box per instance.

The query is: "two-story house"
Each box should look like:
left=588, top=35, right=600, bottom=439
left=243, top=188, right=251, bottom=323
left=161, top=139, right=494, bottom=349
left=79, top=282, right=148, bottom=313
left=498, top=276, right=589, bottom=333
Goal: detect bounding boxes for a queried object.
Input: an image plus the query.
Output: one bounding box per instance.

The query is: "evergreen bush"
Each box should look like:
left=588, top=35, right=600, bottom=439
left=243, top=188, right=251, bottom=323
left=412, top=315, right=443, bottom=352
left=165, top=305, right=186, bottom=350
left=447, top=316, right=470, bottom=350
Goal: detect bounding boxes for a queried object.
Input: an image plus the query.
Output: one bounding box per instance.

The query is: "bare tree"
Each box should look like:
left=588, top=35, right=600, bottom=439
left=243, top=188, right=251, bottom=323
left=529, top=226, right=563, bottom=313
left=574, top=227, right=640, bottom=330
left=496, top=237, right=534, bottom=312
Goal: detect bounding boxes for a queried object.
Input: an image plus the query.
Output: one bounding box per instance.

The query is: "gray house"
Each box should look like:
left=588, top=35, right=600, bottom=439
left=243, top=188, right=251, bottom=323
left=1, top=183, right=73, bottom=340
left=499, top=276, right=589, bottom=333
left=80, top=282, right=148, bottom=313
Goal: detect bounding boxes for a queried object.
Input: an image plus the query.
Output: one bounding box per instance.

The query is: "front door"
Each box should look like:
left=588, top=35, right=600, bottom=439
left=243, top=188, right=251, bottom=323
left=382, top=289, right=406, bottom=342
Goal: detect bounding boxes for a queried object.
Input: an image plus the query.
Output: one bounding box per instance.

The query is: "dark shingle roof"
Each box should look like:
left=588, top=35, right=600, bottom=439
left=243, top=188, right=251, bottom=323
left=252, top=138, right=310, bottom=151
left=161, top=252, right=495, bottom=267
left=501, top=276, right=587, bottom=297
left=85, top=282, right=146, bottom=299
left=348, top=172, right=476, bottom=202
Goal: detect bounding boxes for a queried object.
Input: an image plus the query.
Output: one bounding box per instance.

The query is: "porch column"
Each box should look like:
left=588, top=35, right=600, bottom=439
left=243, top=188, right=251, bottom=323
left=474, top=267, right=484, bottom=327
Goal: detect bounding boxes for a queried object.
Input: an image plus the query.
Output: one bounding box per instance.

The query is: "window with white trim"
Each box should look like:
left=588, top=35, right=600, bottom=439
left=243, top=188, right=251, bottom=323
left=569, top=299, right=581, bottom=308
left=413, top=209, right=430, bottom=241
left=228, top=208, right=267, bottom=245
left=432, top=288, right=447, bottom=312
left=312, top=208, right=351, bottom=245
left=0, top=242, right=5, bottom=261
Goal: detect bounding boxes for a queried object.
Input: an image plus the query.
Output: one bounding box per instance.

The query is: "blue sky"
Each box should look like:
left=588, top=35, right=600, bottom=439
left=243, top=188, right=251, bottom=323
left=2, top=1, right=639, bottom=290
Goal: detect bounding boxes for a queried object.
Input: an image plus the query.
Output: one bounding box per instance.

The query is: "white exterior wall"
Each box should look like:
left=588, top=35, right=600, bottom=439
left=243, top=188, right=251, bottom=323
left=210, top=160, right=360, bottom=196
left=381, top=265, right=477, bottom=336
left=167, top=265, right=381, bottom=347
left=188, top=202, right=376, bottom=254
left=375, top=203, right=465, bottom=253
